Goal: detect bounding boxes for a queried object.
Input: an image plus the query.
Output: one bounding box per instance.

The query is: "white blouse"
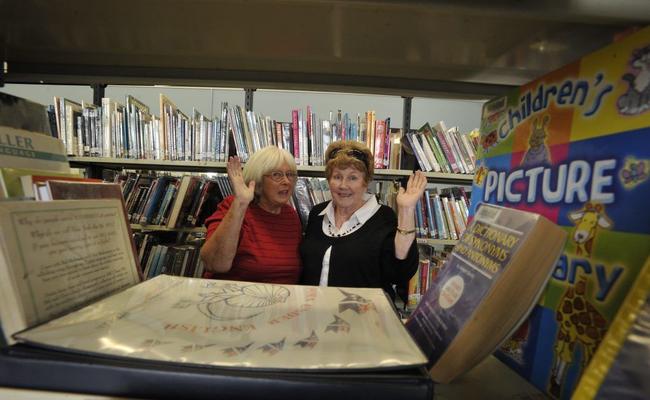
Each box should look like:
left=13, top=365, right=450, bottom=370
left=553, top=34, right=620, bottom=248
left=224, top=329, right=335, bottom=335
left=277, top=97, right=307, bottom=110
left=317, top=193, right=381, bottom=286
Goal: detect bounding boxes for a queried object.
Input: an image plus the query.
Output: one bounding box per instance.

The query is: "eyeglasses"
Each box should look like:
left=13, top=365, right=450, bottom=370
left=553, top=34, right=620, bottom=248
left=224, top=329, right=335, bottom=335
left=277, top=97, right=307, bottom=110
left=328, top=148, right=369, bottom=165
left=264, top=171, right=298, bottom=182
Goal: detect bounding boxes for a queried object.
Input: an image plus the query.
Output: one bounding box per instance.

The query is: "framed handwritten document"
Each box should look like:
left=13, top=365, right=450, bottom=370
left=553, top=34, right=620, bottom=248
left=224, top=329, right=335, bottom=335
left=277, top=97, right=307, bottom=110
left=0, top=199, right=141, bottom=344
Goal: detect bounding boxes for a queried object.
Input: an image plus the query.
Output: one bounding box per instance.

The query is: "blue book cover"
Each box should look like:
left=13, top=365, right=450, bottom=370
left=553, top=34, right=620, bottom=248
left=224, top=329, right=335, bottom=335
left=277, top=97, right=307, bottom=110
left=405, top=203, right=565, bottom=383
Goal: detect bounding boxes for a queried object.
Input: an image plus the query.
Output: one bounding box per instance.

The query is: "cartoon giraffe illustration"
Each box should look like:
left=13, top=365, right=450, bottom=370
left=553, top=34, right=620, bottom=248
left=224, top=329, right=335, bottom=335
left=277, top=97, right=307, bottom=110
left=568, top=202, right=613, bottom=258
left=548, top=276, right=608, bottom=398
left=521, top=115, right=551, bottom=167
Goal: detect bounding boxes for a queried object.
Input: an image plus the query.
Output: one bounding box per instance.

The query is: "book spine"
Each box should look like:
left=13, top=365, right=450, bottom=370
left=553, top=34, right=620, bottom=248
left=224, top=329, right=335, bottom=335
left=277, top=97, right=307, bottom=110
left=440, top=196, right=458, bottom=240
left=306, top=106, right=313, bottom=165
left=445, top=128, right=468, bottom=174
left=429, top=134, right=450, bottom=173
left=410, top=132, right=432, bottom=172
left=432, top=192, right=449, bottom=240
left=424, top=190, right=437, bottom=239
left=451, top=129, right=474, bottom=174
left=436, top=129, right=459, bottom=173
left=407, top=270, right=420, bottom=311
left=451, top=197, right=466, bottom=236
left=419, top=132, right=441, bottom=172
left=419, top=259, right=429, bottom=295
left=160, top=182, right=179, bottom=226
left=415, top=198, right=425, bottom=238
left=460, top=133, right=477, bottom=170
left=383, top=118, right=391, bottom=168
left=374, top=119, right=386, bottom=168
left=275, top=122, right=283, bottom=150
left=367, top=111, right=375, bottom=154
left=292, top=110, right=300, bottom=165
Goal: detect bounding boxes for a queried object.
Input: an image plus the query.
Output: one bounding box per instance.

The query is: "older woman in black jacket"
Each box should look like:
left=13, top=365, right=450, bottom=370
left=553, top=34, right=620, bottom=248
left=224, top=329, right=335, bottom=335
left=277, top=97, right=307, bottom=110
left=300, top=140, right=426, bottom=299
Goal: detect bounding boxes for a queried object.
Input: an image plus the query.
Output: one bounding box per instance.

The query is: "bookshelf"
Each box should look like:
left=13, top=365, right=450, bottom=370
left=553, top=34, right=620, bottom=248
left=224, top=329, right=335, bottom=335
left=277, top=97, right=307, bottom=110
left=130, top=224, right=206, bottom=233
left=70, top=157, right=472, bottom=240
left=4, top=2, right=647, bottom=399
left=68, top=156, right=475, bottom=183
left=417, top=238, right=458, bottom=247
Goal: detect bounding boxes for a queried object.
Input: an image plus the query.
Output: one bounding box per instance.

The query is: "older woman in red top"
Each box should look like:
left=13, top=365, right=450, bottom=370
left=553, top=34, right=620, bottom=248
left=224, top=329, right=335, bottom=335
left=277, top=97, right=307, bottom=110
left=200, top=146, right=302, bottom=284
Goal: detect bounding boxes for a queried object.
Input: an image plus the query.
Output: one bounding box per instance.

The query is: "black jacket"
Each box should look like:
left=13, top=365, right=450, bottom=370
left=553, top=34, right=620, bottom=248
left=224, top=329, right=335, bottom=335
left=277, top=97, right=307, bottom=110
left=300, top=201, right=419, bottom=299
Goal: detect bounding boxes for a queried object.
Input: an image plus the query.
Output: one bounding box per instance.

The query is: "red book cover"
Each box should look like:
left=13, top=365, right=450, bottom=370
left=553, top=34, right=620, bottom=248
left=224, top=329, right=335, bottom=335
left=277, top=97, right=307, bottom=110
left=434, top=123, right=460, bottom=173
left=291, top=109, right=300, bottom=164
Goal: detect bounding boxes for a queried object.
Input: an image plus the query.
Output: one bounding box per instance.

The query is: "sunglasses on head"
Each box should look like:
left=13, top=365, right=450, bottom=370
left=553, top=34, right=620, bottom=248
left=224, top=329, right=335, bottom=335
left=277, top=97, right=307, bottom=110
left=328, top=148, right=369, bottom=165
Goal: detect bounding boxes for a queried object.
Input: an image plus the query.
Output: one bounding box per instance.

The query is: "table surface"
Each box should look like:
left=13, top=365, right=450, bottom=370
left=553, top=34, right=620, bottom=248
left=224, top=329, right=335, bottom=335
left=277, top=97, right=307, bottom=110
left=0, top=356, right=545, bottom=400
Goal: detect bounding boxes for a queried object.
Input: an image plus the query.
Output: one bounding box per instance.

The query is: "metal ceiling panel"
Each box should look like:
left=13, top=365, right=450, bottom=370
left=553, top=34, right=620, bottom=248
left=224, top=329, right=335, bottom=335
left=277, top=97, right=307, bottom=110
left=1, top=0, right=648, bottom=97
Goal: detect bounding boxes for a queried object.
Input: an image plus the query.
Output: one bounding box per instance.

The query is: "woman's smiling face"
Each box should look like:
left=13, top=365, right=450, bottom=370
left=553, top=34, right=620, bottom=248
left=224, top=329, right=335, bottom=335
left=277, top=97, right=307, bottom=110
left=328, top=166, right=368, bottom=211
left=258, top=162, right=296, bottom=211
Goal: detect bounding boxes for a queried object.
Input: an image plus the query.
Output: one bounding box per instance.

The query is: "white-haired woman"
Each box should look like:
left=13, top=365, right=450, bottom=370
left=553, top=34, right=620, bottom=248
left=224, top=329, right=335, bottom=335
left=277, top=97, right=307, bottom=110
left=200, top=146, right=302, bottom=283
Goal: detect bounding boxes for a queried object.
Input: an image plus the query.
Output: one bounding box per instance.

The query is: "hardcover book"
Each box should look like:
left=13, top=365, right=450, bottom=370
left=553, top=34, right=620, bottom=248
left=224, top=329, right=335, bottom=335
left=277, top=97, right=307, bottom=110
left=0, top=125, right=70, bottom=173
left=15, top=276, right=427, bottom=371
left=470, top=26, right=650, bottom=398
left=0, top=168, right=80, bottom=198
left=0, top=199, right=434, bottom=399
left=406, top=203, right=567, bottom=383
left=0, top=92, right=51, bottom=135
left=0, top=198, right=426, bottom=370
left=0, top=198, right=568, bottom=397
left=21, top=174, right=101, bottom=199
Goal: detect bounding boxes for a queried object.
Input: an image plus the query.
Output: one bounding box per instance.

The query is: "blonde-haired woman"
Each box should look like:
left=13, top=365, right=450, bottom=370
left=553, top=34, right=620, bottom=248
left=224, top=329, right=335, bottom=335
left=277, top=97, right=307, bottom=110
left=200, top=146, right=302, bottom=283
left=300, top=140, right=426, bottom=299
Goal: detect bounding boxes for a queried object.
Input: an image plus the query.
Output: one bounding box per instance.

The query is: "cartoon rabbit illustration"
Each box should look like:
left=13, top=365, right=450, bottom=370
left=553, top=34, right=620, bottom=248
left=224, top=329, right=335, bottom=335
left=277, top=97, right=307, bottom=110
left=521, top=115, right=551, bottom=167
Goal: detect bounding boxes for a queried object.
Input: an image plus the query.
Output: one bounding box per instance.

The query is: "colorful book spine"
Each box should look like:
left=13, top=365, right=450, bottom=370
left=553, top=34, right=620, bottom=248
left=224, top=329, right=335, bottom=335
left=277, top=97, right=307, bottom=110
left=424, top=190, right=437, bottom=239
left=434, top=122, right=459, bottom=173
left=291, top=109, right=300, bottom=165
left=432, top=190, right=449, bottom=240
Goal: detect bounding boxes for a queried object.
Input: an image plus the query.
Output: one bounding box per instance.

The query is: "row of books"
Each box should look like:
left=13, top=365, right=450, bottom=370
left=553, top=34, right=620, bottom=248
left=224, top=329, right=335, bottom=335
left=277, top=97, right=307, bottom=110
left=48, top=95, right=476, bottom=173
left=51, top=95, right=228, bottom=162
left=416, top=187, right=470, bottom=240
left=136, top=235, right=206, bottom=280
left=119, top=172, right=233, bottom=229
left=407, top=122, right=479, bottom=174
left=292, top=177, right=331, bottom=227
left=406, top=244, right=454, bottom=311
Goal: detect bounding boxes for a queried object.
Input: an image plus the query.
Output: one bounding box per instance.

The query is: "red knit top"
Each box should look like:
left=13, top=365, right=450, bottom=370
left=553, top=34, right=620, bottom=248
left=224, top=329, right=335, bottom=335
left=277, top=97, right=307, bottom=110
left=203, top=195, right=302, bottom=284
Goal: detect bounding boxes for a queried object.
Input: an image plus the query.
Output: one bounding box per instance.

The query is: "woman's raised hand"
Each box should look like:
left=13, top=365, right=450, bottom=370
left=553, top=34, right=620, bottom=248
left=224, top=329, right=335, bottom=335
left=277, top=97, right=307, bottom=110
left=396, top=170, right=427, bottom=210
left=227, top=156, right=255, bottom=205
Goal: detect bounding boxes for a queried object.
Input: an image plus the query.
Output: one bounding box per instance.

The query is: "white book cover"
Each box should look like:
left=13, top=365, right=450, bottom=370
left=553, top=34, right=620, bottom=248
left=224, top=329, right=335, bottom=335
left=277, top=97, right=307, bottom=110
left=418, top=132, right=441, bottom=172
left=409, top=132, right=432, bottom=172
left=16, top=275, right=427, bottom=371
left=0, top=127, right=70, bottom=173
